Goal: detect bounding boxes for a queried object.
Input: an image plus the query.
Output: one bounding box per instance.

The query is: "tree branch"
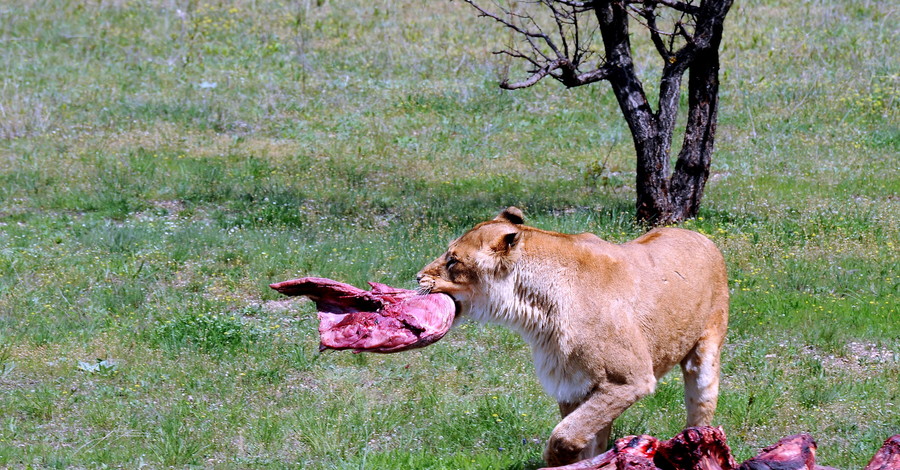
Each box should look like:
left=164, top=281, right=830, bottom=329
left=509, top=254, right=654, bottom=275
left=573, top=65, right=613, bottom=85
left=464, top=0, right=609, bottom=89
left=632, top=4, right=672, bottom=61
left=500, top=59, right=566, bottom=89
left=544, top=0, right=573, bottom=59
left=593, top=0, right=653, bottom=121
left=553, top=0, right=593, bottom=6
left=461, top=0, right=562, bottom=59
left=494, top=48, right=543, bottom=70
left=626, top=0, right=700, bottom=15
left=675, top=21, right=696, bottom=45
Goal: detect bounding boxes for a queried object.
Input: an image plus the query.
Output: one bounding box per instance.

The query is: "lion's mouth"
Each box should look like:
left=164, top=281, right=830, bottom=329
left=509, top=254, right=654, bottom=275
left=416, top=281, right=465, bottom=316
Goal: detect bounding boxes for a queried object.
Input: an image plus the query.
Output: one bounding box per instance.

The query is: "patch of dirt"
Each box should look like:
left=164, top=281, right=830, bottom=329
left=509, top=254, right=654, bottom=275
left=129, top=199, right=187, bottom=223
left=709, top=171, right=731, bottom=183
left=799, top=342, right=898, bottom=376
left=846, top=341, right=898, bottom=364
left=262, top=298, right=307, bottom=314
left=152, top=199, right=185, bottom=215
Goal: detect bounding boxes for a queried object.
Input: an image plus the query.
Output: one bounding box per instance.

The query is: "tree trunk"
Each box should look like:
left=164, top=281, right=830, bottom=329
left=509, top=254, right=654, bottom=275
left=461, top=0, right=734, bottom=226
left=667, top=49, right=720, bottom=223
left=594, top=1, right=675, bottom=225
left=638, top=47, right=721, bottom=226
left=601, top=0, right=732, bottom=226
left=633, top=152, right=679, bottom=223
left=668, top=1, right=730, bottom=223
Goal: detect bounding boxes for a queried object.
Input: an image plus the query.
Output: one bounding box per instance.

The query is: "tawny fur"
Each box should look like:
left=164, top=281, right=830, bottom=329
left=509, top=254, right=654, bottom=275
left=417, top=207, right=729, bottom=466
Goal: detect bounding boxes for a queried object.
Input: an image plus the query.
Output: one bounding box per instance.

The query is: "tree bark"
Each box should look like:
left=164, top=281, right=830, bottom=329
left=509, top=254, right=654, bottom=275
left=462, top=0, right=734, bottom=226
left=668, top=0, right=730, bottom=223
left=667, top=49, right=720, bottom=223
left=594, top=1, right=674, bottom=224
left=598, top=0, right=733, bottom=225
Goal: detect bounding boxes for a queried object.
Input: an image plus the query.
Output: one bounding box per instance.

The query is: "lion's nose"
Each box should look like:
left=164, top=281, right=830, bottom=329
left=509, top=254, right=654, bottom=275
left=416, top=274, right=425, bottom=283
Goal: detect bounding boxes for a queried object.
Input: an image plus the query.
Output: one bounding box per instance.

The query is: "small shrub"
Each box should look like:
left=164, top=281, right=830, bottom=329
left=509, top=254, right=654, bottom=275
left=153, top=311, right=263, bottom=355
left=77, top=358, right=120, bottom=377
left=252, top=411, right=283, bottom=449
left=150, top=413, right=207, bottom=466
left=0, top=344, right=15, bottom=378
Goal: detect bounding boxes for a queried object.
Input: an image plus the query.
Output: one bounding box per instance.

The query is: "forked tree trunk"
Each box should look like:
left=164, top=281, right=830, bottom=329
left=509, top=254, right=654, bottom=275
left=597, top=0, right=731, bottom=226
left=462, top=0, right=734, bottom=226
left=668, top=5, right=728, bottom=223
left=634, top=52, right=721, bottom=225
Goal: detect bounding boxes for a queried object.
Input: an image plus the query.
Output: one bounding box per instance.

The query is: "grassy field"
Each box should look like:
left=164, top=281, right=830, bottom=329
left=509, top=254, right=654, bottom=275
left=0, top=0, right=897, bottom=468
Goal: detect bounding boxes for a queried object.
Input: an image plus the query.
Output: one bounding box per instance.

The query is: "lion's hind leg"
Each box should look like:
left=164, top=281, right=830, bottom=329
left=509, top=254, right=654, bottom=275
left=680, top=321, right=726, bottom=427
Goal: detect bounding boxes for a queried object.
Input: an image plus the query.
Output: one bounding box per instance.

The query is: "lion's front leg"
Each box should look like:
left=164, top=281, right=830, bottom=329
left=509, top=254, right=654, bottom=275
left=544, top=377, right=656, bottom=466
left=557, top=401, right=612, bottom=461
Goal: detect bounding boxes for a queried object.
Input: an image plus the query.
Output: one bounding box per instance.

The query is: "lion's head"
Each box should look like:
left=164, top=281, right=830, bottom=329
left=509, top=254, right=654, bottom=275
left=416, top=207, right=525, bottom=314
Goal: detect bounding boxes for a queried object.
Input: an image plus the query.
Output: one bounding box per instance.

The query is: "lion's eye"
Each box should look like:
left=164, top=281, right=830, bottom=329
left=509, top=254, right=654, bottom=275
left=445, top=256, right=458, bottom=270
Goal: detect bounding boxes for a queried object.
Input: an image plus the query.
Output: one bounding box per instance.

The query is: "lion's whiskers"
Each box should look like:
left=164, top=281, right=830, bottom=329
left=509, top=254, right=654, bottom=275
left=415, top=285, right=433, bottom=296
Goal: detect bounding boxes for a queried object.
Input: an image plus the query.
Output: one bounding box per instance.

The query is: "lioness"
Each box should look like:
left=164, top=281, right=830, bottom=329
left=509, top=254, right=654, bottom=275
left=417, top=207, right=729, bottom=466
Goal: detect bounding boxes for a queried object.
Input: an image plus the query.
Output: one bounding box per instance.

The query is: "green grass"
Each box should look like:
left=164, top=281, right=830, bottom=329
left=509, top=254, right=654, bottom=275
left=0, top=0, right=897, bottom=468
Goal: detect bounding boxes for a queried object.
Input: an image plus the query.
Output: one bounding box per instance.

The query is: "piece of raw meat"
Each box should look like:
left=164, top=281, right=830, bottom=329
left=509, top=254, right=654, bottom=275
left=657, top=427, right=737, bottom=470
left=537, top=434, right=659, bottom=470
left=736, top=434, right=818, bottom=470
left=864, top=435, right=900, bottom=470
left=540, top=427, right=900, bottom=470
left=615, top=435, right=661, bottom=470
left=269, top=277, right=455, bottom=353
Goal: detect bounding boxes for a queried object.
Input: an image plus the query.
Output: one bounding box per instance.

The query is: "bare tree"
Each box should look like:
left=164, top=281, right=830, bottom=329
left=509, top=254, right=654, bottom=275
left=463, top=0, right=734, bottom=225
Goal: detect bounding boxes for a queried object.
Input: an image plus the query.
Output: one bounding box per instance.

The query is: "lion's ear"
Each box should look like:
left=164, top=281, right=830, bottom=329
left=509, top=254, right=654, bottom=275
left=494, top=206, right=525, bottom=225
left=491, top=230, right=521, bottom=254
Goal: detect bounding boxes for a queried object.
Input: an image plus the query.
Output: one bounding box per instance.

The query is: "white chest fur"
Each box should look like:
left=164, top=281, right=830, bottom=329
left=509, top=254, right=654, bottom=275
left=467, top=271, right=593, bottom=404
left=529, top=339, right=593, bottom=403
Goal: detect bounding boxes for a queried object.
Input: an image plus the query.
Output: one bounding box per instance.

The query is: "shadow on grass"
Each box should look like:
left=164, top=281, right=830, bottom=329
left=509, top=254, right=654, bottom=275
left=505, top=459, right=548, bottom=470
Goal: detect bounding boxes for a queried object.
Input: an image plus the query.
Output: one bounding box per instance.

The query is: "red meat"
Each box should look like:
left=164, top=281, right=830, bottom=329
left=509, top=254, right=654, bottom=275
left=540, top=427, right=899, bottom=470
left=864, top=435, right=900, bottom=470
left=269, top=277, right=455, bottom=353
